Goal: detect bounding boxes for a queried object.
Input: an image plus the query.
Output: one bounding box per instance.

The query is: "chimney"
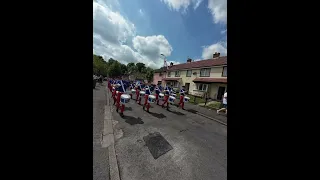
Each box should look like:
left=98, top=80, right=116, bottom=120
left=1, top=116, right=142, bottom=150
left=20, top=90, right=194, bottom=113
left=213, top=52, right=221, bottom=58
left=187, top=58, right=192, bottom=63
left=170, top=62, right=173, bottom=66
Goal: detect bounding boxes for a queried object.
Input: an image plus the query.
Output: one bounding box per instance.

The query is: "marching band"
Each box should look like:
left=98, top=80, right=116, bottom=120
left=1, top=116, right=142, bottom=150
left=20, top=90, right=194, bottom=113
left=107, top=78, right=190, bottom=117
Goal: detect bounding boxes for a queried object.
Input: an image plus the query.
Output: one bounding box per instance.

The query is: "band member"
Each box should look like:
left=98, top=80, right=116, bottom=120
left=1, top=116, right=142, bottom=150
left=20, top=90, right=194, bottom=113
left=161, top=85, right=171, bottom=110
left=143, top=85, right=152, bottom=112
left=116, top=80, right=127, bottom=117
left=178, top=86, right=187, bottom=110
left=112, top=80, right=118, bottom=105
left=154, top=85, right=161, bottom=105
left=129, top=82, right=134, bottom=99
left=107, top=79, right=112, bottom=91
left=137, top=83, right=144, bottom=105
left=135, top=82, right=140, bottom=102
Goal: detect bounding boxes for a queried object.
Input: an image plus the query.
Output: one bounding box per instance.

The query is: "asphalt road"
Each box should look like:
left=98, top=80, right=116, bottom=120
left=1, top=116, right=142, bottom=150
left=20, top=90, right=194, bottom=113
left=110, top=91, right=227, bottom=180
left=93, top=84, right=110, bottom=180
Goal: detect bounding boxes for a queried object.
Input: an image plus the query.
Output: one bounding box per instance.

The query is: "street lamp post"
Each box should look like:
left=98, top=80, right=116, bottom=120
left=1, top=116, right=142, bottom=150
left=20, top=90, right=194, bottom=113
left=160, top=54, right=167, bottom=86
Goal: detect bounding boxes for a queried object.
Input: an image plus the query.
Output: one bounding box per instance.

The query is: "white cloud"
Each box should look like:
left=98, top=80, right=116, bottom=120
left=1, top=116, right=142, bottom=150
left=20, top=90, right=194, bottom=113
left=208, top=0, right=227, bottom=24
left=160, top=0, right=226, bottom=24
left=93, top=0, right=174, bottom=69
left=160, top=0, right=203, bottom=12
left=221, top=29, right=227, bottom=34
left=201, top=42, right=227, bottom=59
left=139, top=9, right=144, bottom=15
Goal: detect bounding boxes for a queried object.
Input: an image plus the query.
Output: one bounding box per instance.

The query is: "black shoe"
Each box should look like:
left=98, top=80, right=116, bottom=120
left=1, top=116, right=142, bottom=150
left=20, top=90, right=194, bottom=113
left=147, top=110, right=150, bottom=113
left=143, top=105, right=145, bottom=110
left=182, top=108, right=185, bottom=110
left=116, top=108, right=118, bottom=112
left=120, top=113, right=124, bottom=117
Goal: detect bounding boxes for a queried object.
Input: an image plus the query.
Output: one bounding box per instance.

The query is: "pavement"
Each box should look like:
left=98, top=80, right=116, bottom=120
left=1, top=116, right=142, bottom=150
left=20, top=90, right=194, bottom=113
left=108, top=91, right=227, bottom=180
left=93, top=83, right=110, bottom=180
left=183, top=103, right=227, bottom=124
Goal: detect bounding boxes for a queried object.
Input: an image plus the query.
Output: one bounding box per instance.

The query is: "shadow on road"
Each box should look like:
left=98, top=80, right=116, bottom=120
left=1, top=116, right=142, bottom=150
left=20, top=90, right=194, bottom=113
left=148, top=111, right=166, bottom=119
left=125, top=107, right=132, bottom=111
left=123, top=116, right=144, bottom=125
left=186, top=109, right=198, bottom=114
left=167, top=109, right=185, bottom=116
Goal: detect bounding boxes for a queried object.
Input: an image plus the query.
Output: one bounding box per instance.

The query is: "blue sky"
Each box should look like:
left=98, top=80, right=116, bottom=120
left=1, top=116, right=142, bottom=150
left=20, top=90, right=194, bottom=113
left=93, top=0, right=227, bottom=69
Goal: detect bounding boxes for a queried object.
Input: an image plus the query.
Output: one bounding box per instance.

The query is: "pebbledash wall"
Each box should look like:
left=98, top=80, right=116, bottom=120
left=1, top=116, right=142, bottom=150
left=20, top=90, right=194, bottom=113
left=155, top=56, right=227, bottom=100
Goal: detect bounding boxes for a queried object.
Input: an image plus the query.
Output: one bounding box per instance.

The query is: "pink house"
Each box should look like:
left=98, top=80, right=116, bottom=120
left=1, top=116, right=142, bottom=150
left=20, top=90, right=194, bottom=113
left=152, top=67, right=167, bottom=86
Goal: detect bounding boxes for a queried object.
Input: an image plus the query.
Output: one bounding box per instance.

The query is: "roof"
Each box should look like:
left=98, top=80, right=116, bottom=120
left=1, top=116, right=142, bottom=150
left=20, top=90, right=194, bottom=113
left=167, top=56, right=227, bottom=71
left=154, top=67, right=167, bottom=73
left=163, top=78, right=181, bottom=81
left=193, top=78, right=227, bottom=83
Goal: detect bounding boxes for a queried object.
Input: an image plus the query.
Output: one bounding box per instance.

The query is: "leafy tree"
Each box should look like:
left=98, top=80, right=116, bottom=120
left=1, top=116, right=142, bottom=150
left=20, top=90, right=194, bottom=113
left=108, top=61, right=121, bottom=77
left=136, top=62, right=146, bottom=73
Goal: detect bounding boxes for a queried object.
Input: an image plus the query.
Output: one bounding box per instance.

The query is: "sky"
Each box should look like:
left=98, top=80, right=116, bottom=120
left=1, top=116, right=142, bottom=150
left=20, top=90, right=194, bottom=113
left=93, top=0, right=227, bottom=69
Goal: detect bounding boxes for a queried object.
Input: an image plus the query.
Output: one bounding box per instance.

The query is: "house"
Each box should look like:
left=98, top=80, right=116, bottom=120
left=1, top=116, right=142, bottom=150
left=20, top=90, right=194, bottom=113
left=163, top=53, right=227, bottom=100
left=152, top=67, right=167, bottom=86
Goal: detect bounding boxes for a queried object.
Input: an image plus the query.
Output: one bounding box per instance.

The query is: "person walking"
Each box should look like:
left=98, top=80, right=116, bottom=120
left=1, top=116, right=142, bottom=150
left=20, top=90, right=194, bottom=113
left=143, top=85, right=152, bottom=112
left=178, top=86, right=187, bottom=110
left=217, top=91, right=227, bottom=114
left=115, top=80, right=127, bottom=117
left=161, top=85, right=171, bottom=110
left=154, top=84, right=162, bottom=105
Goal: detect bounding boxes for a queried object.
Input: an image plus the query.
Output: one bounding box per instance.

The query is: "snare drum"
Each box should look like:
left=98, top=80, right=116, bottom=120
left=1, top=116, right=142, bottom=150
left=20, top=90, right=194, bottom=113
left=171, top=93, right=177, bottom=97
left=140, top=91, right=146, bottom=96
left=184, top=96, right=190, bottom=102
left=148, top=95, right=156, bottom=103
left=168, top=96, right=176, bottom=104
left=159, top=93, right=164, bottom=100
left=131, top=89, right=136, bottom=93
left=120, top=94, right=130, bottom=104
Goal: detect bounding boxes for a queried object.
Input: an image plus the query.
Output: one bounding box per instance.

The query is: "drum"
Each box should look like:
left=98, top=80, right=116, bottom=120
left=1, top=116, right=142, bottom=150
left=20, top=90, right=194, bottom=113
left=120, top=94, right=130, bottom=104
left=140, top=91, right=146, bottom=96
left=148, top=95, right=156, bottom=103
left=131, top=89, right=136, bottom=93
left=171, top=93, right=177, bottom=97
left=168, top=96, right=176, bottom=104
left=159, top=93, right=164, bottom=100
left=184, top=96, right=190, bottom=102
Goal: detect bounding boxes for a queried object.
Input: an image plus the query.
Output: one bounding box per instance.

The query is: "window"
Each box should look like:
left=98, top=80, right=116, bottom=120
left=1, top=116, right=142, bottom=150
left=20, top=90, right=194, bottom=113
left=200, top=68, right=210, bottom=77
left=175, top=71, right=180, bottom=77
left=222, top=66, right=227, bottom=77
left=168, top=72, right=171, bottom=77
left=186, top=70, right=192, bottom=77
left=197, top=83, right=209, bottom=91
left=173, top=81, right=179, bottom=88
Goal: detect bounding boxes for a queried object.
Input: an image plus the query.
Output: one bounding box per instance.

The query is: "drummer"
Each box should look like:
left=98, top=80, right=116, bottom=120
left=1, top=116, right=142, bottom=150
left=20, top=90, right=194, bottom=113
left=129, top=82, right=135, bottom=99
left=154, top=84, right=162, bottom=105
left=161, top=85, right=171, bottom=110
left=178, top=86, right=187, bottom=110
left=143, top=85, right=152, bottom=112
left=137, top=82, right=144, bottom=105
left=112, top=80, right=119, bottom=105
left=115, top=80, right=127, bottom=117
left=134, top=82, right=140, bottom=102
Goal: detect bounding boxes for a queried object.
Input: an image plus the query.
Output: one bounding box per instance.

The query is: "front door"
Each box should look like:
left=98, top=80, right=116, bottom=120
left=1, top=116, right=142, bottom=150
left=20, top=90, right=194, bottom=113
left=217, top=86, right=226, bottom=100
left=185, top=83, right=190, bottom=94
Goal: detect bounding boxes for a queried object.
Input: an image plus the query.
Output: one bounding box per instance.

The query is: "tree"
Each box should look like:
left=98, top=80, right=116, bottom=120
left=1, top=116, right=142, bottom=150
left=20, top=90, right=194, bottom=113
left=120, top=64, right=128, bottom=75
left=146, top=69, right=154, bottom=83
left=136, top=62, right=146, bottom=73
left=108, top=61, right=121, bottom=77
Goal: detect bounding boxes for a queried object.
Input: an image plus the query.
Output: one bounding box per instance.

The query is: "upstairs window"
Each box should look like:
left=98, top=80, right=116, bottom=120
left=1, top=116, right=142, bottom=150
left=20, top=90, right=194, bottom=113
left=200, top=68, right=210, bottom=77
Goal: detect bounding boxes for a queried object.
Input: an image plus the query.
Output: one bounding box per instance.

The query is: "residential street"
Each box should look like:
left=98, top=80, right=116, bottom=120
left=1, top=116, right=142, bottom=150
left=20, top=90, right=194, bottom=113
left=107, top=87, right=227, bottom=180
left=93, top=83, right=109, bottom=180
